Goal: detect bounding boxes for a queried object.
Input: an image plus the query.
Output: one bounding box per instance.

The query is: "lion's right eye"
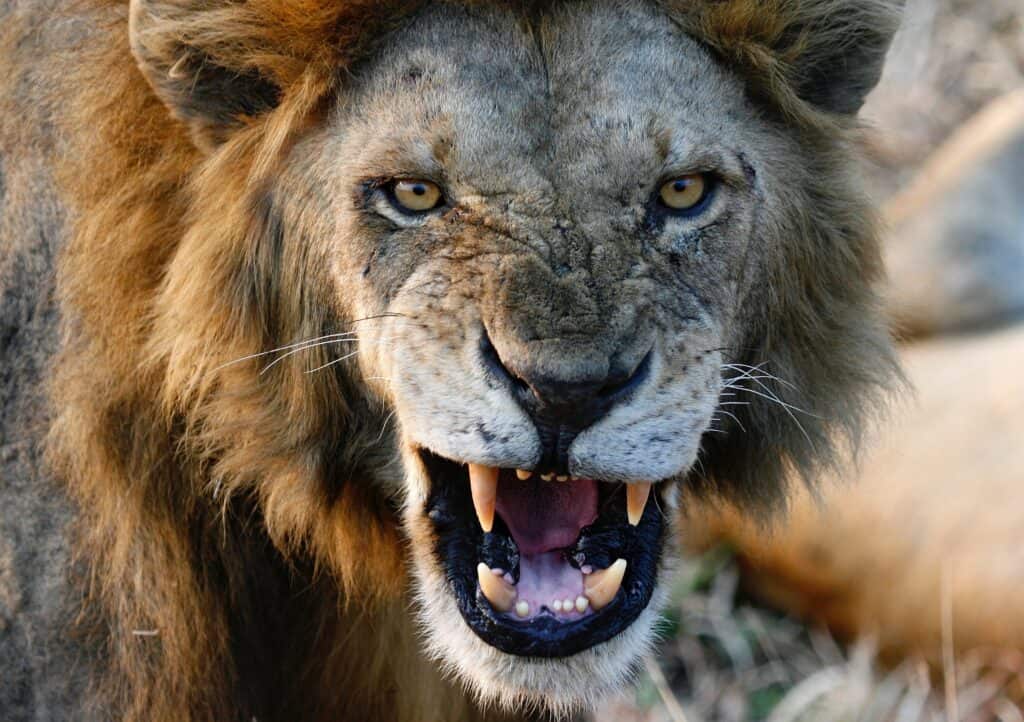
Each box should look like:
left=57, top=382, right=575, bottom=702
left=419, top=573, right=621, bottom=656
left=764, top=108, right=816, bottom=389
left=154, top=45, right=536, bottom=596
left=390, top=179, right=444, bottom=213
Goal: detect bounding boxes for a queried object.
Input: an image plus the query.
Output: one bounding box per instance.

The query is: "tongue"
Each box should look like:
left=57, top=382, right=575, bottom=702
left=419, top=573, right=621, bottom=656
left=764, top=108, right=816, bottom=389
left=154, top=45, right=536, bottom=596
left=495, top=475, right=598, bottom=554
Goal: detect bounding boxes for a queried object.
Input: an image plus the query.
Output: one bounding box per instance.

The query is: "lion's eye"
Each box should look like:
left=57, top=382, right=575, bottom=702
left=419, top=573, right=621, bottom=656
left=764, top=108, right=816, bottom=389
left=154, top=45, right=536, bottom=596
left=391, top=179, right=444, bottom=213
left=658, top=174, right=712, bottom=213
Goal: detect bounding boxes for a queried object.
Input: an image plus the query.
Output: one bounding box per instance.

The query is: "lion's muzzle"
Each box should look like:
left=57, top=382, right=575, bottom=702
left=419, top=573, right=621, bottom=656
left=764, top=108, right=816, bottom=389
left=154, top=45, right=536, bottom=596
left=479, top=329, right=653, bottom=475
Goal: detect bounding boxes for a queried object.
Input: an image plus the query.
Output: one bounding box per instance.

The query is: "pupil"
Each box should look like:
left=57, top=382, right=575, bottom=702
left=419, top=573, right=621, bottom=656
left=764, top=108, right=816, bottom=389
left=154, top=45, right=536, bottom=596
left=673, top=180, right=689, bottom=192
left=413, top=184, right=426, bottom=196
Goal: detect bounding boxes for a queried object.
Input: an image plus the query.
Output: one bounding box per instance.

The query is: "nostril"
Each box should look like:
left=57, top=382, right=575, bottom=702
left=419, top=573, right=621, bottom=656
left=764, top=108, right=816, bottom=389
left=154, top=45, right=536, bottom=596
left=481, top=328, right=652, bottom=411
left=479, top=328, right=531, bottom=398
left=479, top=330, right=653, bottom=475
left=598, top=349, right=652, bottom=402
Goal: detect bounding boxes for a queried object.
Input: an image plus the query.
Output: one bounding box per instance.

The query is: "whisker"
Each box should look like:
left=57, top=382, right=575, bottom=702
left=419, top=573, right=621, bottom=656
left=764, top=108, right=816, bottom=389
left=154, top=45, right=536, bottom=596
left=259, top=338, right=362, bottom=375
left=374, top=409, right=398, bottom=444
left=215, top=332, right=357, bottom=372
left=304, top=350, right=361, bottom=374
left=724, top=384, right=813, bottom=417
left=726, top=386, right=815, bottom=447
left=722, top=362, right=799, bottom=392
left=714, top=410, right=746, bottom=433
left=725, top=372, right=820, bottom=420
left=214, top=312, right=408, bottom=374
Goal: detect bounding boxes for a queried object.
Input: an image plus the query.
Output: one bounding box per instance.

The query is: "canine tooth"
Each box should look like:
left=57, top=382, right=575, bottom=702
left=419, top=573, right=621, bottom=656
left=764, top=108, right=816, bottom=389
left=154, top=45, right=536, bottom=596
left=541, top=472, right=554, bottom=481
left=515, top=601, right=530, bottom=618
left=626, top=482, right=652, bottom=526
left=584, top=558, right=627, bottom=611
left=552, top=600, right=563, bottom=612
left=516, top=469, right=531, bottom=480
left=468, top=464, right=499, bottom=532
left=477, top=563, right=516, bottom=612
left=575, top=596, right=589, bottom=613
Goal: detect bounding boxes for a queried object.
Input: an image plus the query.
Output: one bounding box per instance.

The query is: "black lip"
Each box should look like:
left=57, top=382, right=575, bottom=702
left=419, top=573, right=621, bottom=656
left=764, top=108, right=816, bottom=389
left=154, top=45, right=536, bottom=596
left=423, top=451, right=666, bottom=657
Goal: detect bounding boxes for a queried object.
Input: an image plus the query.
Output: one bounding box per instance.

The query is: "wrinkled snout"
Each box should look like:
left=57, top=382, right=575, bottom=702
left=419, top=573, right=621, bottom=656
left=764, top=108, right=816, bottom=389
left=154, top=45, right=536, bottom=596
left=480, top=328, right=652, bottom=475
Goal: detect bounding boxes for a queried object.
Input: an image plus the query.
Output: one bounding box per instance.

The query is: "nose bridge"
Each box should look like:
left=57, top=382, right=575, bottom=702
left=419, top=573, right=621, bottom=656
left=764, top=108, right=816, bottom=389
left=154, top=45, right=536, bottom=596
left=480, top=243, right=652, bottom=473
left=484, top=250, right=614, bottom=361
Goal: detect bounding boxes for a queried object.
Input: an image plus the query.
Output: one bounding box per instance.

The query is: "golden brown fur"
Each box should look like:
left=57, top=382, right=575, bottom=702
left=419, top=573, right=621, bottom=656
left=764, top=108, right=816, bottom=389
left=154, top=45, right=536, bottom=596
left=0, top=0, right=903, bottom=719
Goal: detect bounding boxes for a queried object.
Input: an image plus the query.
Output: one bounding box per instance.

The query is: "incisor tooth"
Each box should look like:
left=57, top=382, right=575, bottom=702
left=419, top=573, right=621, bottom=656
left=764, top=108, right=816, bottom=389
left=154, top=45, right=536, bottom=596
left=584, top=558, right=627, bottom=611
left=627, top=482, right=653, bottom=526
left=516, top=469, right=531, bottom=480
left=477, top=563, right=516, bottom=613
left=515, top=601, right=530, bottom=618
left=468, top=464, right=499, bottom=532
left=556, top=475, right=569, bottom=482
left=575, top=596, right=589, bottom=613
left=541, top=472, right=554, bottom=481
left=552, top=599, right=563, bottom=612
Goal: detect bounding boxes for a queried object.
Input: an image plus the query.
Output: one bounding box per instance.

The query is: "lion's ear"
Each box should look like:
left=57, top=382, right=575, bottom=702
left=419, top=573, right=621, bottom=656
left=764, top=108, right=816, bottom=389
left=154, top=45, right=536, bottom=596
left=129, top=0, right=283, bottom=150
left=679, top=0, right=904, bottom=117
left=785, top=0, right=905, bottom=115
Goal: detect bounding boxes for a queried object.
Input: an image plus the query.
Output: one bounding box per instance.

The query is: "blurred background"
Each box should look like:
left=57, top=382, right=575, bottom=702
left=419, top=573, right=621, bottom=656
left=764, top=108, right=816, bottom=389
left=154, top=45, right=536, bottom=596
left=594, top=1, right=1024, bottom=720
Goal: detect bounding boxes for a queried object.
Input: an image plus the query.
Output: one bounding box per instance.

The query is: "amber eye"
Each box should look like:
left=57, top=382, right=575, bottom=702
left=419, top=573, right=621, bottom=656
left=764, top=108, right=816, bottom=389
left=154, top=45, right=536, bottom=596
left=391, top=179, right=444, bottom=213
left=658, top=174, right=711, bottom=213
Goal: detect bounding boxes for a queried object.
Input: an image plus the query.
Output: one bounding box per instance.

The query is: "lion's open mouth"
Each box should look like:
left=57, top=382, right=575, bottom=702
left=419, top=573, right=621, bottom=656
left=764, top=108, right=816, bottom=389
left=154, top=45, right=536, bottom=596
left=422, top=451, right=665, bottom=657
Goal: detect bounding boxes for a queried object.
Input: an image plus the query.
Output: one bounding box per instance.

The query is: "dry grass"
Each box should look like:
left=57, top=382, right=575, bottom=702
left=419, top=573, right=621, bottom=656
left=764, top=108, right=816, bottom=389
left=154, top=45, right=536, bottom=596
left=593, top=548, right=1024, bottom=722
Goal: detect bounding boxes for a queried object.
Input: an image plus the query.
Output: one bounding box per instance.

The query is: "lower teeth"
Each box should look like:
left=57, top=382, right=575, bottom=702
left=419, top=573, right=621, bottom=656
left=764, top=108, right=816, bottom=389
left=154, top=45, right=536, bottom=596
left=476, top=556, right=626, bottom=618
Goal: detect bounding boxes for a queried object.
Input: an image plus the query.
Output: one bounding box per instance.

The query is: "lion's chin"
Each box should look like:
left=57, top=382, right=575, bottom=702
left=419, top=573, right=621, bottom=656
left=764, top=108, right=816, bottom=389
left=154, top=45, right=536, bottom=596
left=415, top=565, right=670, bottom=714
left=404, top=449, right=676, bottom=713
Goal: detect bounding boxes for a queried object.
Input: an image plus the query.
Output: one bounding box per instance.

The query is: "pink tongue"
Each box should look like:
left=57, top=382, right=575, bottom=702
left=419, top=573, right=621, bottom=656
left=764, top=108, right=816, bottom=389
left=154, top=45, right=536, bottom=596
left=495, top=476, right=598, bottom=554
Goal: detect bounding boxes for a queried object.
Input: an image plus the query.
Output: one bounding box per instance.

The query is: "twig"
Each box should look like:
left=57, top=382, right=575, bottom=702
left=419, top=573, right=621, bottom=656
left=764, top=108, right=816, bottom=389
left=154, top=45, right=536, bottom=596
left=942, top=562, right=960, bottom=722
left=644, top=656, right=693, bottom=722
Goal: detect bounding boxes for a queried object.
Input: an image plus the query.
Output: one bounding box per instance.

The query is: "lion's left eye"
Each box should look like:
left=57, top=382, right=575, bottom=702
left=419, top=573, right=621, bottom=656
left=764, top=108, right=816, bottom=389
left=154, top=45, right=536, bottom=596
left=657, top=174, right=713, bottom=214
left=390, top=179, right=444, bottom=213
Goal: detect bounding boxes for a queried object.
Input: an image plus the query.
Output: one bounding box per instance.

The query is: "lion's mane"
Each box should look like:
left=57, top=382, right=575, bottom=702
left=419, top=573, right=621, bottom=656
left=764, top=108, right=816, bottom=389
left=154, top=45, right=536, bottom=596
left=33, top=0, right=900, bottom=718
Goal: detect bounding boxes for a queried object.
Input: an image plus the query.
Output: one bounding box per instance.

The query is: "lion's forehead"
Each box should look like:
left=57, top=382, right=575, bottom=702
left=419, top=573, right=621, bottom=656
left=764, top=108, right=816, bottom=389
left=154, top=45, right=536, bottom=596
left=341, top=0, right=750, bottom=201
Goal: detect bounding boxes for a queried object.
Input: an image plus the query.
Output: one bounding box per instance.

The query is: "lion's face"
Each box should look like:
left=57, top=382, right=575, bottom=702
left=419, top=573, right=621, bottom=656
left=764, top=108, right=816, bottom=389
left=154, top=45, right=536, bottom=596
left=121, top=0, right=898, bottom=714
left=292, top=1, right=781, bottom=708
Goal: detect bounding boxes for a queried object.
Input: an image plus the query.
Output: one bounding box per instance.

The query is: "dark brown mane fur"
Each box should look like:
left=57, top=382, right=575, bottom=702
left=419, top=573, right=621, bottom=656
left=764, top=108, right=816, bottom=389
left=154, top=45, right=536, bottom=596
left=35, top=0, right=901, bottom=718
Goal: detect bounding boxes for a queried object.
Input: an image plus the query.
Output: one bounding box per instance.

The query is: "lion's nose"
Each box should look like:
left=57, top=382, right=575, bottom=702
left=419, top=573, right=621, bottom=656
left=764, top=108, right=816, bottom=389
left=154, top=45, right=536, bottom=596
left=480, top=331, right=651, bottom=474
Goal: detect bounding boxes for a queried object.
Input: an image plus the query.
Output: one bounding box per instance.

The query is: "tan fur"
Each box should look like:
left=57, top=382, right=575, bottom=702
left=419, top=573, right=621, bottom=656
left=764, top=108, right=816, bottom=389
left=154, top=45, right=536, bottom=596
left=0, top=0, right=901, bottom=719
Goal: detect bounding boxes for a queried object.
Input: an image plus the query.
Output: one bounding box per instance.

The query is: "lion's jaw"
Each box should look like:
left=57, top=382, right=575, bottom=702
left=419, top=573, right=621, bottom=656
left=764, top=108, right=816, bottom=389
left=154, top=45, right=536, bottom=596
left=320, top=1, right=760, bottom=711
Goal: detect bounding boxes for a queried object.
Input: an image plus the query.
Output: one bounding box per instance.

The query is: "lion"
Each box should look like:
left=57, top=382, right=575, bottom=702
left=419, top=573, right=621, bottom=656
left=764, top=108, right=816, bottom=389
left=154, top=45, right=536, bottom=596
left=0, top=0, right=903, bottom=719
